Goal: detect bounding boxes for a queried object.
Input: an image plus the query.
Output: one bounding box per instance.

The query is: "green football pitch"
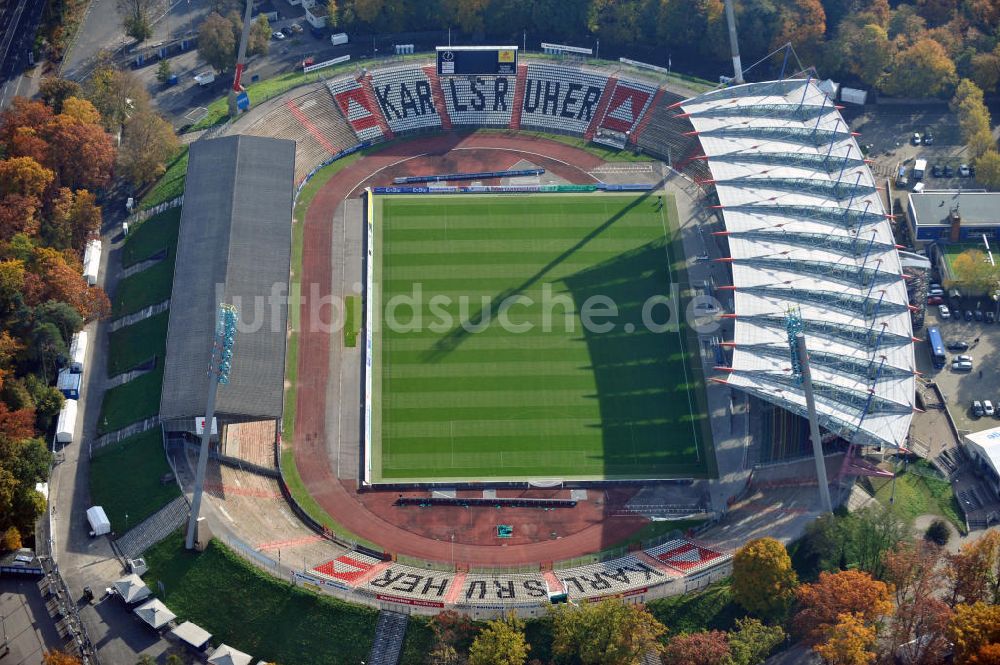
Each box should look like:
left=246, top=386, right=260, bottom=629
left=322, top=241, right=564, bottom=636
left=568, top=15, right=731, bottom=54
left=368, top=192, right=715, bottom=483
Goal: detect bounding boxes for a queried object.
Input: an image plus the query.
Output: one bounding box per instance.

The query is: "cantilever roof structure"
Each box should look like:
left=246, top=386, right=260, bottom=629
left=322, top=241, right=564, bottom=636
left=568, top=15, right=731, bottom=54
left=680, top=79, right=916, bottom=449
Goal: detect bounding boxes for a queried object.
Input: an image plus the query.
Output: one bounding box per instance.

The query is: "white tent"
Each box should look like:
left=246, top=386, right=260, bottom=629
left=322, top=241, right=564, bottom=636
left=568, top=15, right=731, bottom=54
left=170, top=621, right=212, bottom=650
left=134, top=598, right=176, bottom=629
left=113, top=573, right=151, bottom=604
left=208, top=644, right=253, bottom=665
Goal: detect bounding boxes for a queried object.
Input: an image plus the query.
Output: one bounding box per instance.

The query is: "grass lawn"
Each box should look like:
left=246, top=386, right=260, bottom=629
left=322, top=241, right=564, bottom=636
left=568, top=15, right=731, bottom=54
left=97, top=365, right=163, bottom=435
left=140, top=147, right=188, bottom=210
left=344, top=295, right=359, bottom=347
left=866, top=460, right=966, bottom=533
left=647, top=579, right=744, bottom=634
left=89, top=429, right=179, bottom=534
left=112, top=258, right=174, bottom=317
left=141, top=531, right=433, bottom=665
left=107, top=311, right=168, bottom=377
left=372, top=192, right=710, bottom=483
left=122, top=208, right=181, bottom=268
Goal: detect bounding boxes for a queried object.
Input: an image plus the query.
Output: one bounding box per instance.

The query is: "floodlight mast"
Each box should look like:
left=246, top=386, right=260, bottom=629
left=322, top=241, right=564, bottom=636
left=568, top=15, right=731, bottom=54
left=228, top=0, right=255, bottom=116
left=185, top=304, right=239, bottom=549
left=793, top=331, right=833, bottom=513
left=723, top=0, right=744, bottom=84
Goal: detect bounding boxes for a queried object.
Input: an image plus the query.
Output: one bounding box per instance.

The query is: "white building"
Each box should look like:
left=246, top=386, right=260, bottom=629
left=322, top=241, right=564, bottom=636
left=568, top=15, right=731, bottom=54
left=965, top=427, right=1000, bottom=498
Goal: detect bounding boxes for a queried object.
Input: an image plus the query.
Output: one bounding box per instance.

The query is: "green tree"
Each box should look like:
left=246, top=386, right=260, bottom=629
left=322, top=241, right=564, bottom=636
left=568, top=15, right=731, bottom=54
left=468, top=613, right=529, bottom=665
left=727, top=617, right=786, bottom=665
left=952, top=79, right=995, bottom=158
left=38, top=78, right=83, bottom=114
left=118, top=108, right=180, bottom=188
left=551, top=599, right=667, bottom=665
left=198, top=12, right=237, bottom=73
left=970, top=46, right=1000, bottom=94
left=116, top=0, right=155, bottom=41
left=156, top=59, right=172, bottom=84
left=248, top=15, right=270, bottom=57
left=442, top=0, right=490, bottom=33
left=848, top=504, right=909, bottom=579
left=33, top=300, right=82, bottom=345
left=879, top=38, right=957, bottom=97
left=732, top=537, right=798, bottom=619
left=326, top=0, right=340, bottom=27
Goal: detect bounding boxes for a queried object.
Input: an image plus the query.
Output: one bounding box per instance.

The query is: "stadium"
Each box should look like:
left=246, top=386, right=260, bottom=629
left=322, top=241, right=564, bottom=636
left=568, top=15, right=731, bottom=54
left=140, top=48, right=916, bottom=624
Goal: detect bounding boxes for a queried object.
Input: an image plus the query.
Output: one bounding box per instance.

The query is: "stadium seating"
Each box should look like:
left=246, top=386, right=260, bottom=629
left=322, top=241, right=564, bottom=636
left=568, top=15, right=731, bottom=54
left=328, top=77, right=389, bottom=143
left=313, top=551, right=384, bottom=584
left=359, top=561, right=456, bottom=604
left=457, top=572, right=550, bottom=606
left=555, top=554, right=675, bottom=600
left=645, top=539, right=729, bottom=575
left=635, top=90, right=710, bottom=180
left=598, top=78, right=659, bottom=137
left=520, top=63, right=609, bottom=135
left=368, top=66, right=443, bottom=134
left=440, top=74, right=515, bottom=126
left=223, top=420, right=277, bottom=468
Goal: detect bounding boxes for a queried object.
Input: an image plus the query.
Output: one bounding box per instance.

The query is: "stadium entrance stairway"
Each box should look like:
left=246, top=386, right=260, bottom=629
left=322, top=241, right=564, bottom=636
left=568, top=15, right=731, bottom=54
left=509, top=64, right=528, bottom=130
left=368, top=611, right=408, bottom=665
left=585, top=76, right=617, bottom=140
left=422, top=65, right=452, bottom=130
left=113, top=495, right=189, bottom=561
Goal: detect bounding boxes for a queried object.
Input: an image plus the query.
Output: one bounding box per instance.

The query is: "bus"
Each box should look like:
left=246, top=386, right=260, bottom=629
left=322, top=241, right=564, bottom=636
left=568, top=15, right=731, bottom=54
left=927, top=326, right=946, bottom=368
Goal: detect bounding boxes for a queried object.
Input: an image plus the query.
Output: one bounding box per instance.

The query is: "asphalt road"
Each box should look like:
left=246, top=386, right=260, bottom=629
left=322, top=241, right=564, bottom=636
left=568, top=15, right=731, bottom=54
left=0, top=0, right=44, bottom=109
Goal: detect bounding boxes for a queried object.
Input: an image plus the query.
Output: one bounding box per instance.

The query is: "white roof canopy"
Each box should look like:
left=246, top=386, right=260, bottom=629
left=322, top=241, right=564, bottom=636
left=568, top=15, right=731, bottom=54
left=134, top=598, right=176, bottom=629
left=683, top=79, right=916, bottom=449
left=113, top=574, right=151, bottom=604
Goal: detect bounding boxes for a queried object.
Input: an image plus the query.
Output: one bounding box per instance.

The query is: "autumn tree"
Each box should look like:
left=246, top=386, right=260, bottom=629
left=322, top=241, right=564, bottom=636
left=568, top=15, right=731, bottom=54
left=41, top=188, right=101, bottom=251
left=970, top=45, right=1000, bottom=93
left=880, top=38, right=957, bottom=97
left=199, top=12, right=237, bottom=73
left=657, top=0, right=726, bottom=61
left=952, top=79, right=995, bottom=157
left=116, top=0, right=155, bottom=41
left=662, top=630, right=730, bottom=665
left=949, top=250, right=998, bottom=294
left=118, top=109, right=179, bottom=188
left=948, top=603, right=1000, bottom=664
left=833, top=21, right=894, bottom=86
left=430, top=610, right=477, bottom=664
left=326, top=0, right=339, bottom=26
left=86, top=66, right=147, bottom=129
left=551, top=600, right=667, bottom=665
left=2, top=525, right=21, bottom=551
left=969, top=644, right=1000, bottom=665
left=43, top=106, right=116, bottom=191
left=468, top=613, right=529, bottom=665
left=885, top=542, right=952, bottom=665
left=975, top=151, right=1000, bottom=190
left=42, top=651, right=82, bottom=665
left=727, top=617, right=785, bottom=665
left=946, top=531, right=1000, bottom=606
left=812, top=613, right=877, bottom=665
left=38, top=78, right=83, bottom=114
left=441, top=0, right=490, bottom=33
left=792, top=570, right=893, bottom=645
left=771, top=0, right=826, bottom=61
left=732, top=537, right=798, bottom=619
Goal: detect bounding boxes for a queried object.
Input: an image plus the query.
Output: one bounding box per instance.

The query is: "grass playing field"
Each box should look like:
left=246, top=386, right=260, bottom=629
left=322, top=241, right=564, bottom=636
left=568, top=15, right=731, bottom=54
left=370, top=192, right=714, bottom=483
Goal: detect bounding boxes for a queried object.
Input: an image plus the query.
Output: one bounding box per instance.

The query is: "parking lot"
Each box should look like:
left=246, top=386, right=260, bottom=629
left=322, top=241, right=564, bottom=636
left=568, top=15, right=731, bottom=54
left=921, top=304, right=1000, bottom=434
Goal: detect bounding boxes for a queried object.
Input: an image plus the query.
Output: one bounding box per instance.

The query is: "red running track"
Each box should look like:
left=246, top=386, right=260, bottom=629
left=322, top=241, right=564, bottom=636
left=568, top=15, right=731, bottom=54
left=292, top=132, right=649, bottom=566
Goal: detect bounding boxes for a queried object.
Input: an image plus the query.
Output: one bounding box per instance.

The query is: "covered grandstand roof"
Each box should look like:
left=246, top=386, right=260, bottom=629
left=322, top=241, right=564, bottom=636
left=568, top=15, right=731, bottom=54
left=681, top=79, right=916, bottom=449
left=160, top=135, right=295, bottom=422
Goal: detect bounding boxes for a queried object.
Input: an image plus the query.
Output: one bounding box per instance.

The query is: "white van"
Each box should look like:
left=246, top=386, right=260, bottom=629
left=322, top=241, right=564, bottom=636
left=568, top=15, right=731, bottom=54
left=912, top=158, right=927, bottom=180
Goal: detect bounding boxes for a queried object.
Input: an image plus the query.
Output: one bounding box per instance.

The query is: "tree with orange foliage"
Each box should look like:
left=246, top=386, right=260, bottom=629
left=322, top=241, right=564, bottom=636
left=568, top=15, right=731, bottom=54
left=60, top=97, right=103, bottom=126
left=662, top=630, right=731, bottom=665
left=792, top=570, right=893, bottom=645
left=43, top=114, right=115, bottom=191
left=947, top=531, right=1000, bottom=606
left=948, top=603, right=1000, bottom=664
left=23, top=247, right=109, bottom=320
left=772, top=0, right=826, bottom=59
left=42, top=650, right=82, bottom=665
left=42, top=188, right=102, bottom=251
left=880, top=38, right=958, bottom=97
left=1, top=525, right=21, bottom=551
left=0, top=98, right=54, bottom=148
left=812, top=613, right=877, bottom=665
left=968, top=644, right=1000, bottom=665
left=885, top=542, right=952, bottom=665
left=0, top=157, right=54, bottom=200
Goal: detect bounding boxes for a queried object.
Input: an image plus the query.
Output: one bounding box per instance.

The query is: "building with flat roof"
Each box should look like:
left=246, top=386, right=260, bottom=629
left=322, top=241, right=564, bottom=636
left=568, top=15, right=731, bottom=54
left=965, top=426, right=1000, bottom=499
left=906, top=190, right=996, bottom=243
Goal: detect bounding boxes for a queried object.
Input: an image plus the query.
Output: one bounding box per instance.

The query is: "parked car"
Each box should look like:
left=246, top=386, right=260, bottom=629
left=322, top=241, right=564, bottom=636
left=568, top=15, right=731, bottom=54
left=943, top=164, right=954, bottom=178
left=955, top=360, right=974, bottom=372
left=911, top=132, right=922, bottom=145
left=987, top=311, right=996, bottom=324
left=947, top=340, right=969, bottom=351
left=289, top=22, right=303, bottom=33
left=956, top=354, right=974, bottom=363
left=929, top=287, right=945, bottom=296
left=959, top=163, right=971, bottom=177
left=975, top=309, right=984, bottom=322
left=973, top=400, right=984, bottom=416
left=272, top=30, right=285, bottom=40
left=923, top=130, right=935, bottom=145
left=927, top=295, right=943, bottom=305
left=985, top=400, right=995, bottom=417
left=965, top=310, right=974, bottom=321
left=931, top=164, right=942, bottom=177
left=939, top=304, right=951, bottom=319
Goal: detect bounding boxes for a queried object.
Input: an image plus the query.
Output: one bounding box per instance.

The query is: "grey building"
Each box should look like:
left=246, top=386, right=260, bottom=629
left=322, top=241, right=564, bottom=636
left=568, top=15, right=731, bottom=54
left=906, top=190, right=997, bottom=243
left=160, top=135, right=296, bottom=426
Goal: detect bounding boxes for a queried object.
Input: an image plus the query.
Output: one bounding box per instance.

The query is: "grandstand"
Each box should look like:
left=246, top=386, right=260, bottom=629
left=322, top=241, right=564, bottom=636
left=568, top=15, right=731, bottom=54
left=678, top=79, right=915, bottom=451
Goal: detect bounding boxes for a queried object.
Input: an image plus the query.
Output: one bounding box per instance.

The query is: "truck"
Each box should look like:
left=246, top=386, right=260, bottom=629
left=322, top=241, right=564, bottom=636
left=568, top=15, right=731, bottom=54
left=55, top=399, right=77, bottom=445
left=330, top=32, right=348, bottom=46
left=69, top=330, right=88, bottom=373
left=194, top=71, right=216, bottom=86
left=82, top=239, right=101, bottom=286
left=912, top=158, right=927, bottom=180
left=86, top=506, right=111, bottom=537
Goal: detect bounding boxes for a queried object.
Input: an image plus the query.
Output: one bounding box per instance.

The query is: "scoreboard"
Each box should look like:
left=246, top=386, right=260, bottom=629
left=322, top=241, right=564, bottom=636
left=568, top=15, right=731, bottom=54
left=436, top=46, right=518, bottom=76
